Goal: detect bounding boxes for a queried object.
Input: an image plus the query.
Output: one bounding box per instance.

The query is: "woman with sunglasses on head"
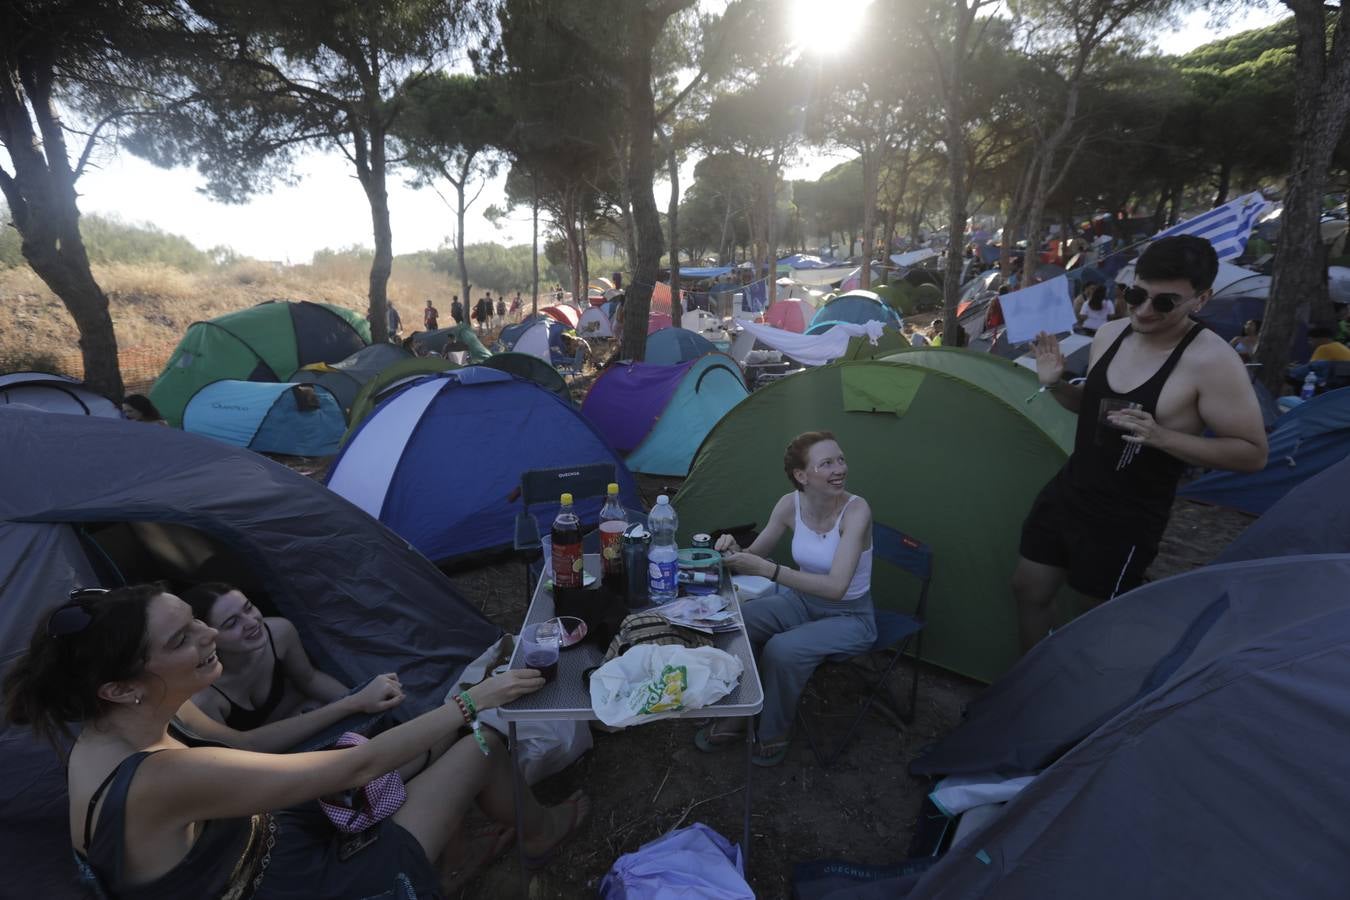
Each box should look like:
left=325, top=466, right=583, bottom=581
left=3, top=585, right=590, bottom=899
left=694, top=431, right=875, bottom=767
left=1014, top=235, right=1268, bottom=653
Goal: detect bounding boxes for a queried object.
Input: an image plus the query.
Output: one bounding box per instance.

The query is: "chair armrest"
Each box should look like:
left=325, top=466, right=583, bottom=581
left=513, top=512, right=541, bottom=552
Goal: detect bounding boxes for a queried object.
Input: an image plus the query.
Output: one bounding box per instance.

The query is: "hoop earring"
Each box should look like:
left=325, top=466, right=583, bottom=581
left=134, top=696, right=142, bottom=705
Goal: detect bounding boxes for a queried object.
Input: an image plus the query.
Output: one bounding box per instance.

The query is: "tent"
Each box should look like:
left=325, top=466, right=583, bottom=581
left=182, top=380, right=347, bottom=456
left=507, top=319, right=568, bottom=363
left=903, top=553, right=1350, bottom=900
left=645, top=327, right=717, bottom=365
left=582, top=354, right=748, bottom=476
left=541, top=304, right=581, bottom=328
left=0, top=372, right=120, bottom=417
left=411, top=323, right=492, bottom=362
left=1178, top=386, right=1350, bottom=514
left=345, top=357, right=458, bottom=435
left=578, top=305, right=615, bottom=338
left=149, top=300, right=369, bottom=427
left=479, top=351, right=573, bottom=404
left=327, top=368, right=641, bottom=565
left=0, top=408, right=498, bottom=900
left=298, top=342, right=412, bottom=413
left=648, top=311, right=674, bottom=333
left=807, top=290, right=903, bottom=335
left=1216, top=454, right=1350, bottom=563
left=496, top=314, right=548, bottom=350
left=674, top=348, right=1076, bottom=682
left=764, top=298, right=814, bottom=333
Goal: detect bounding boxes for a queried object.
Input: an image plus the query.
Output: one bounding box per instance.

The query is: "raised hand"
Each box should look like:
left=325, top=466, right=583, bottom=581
left=1032, top=331, right=1066, bottom=387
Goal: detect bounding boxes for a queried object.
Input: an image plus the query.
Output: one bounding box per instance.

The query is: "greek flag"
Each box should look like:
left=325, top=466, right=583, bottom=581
left=1151, top=191, right=1269, bottom=260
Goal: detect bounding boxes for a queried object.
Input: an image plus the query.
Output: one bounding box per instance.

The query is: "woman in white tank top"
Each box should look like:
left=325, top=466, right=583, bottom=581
left=693, top=432, right=877, bottom=766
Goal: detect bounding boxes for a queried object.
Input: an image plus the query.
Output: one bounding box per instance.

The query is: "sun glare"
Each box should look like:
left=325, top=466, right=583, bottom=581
left=787, top=0, right=873, bottom=55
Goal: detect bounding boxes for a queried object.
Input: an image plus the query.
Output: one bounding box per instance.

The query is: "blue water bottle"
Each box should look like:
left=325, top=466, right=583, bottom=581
left=647, top=495, right=679, bottom=604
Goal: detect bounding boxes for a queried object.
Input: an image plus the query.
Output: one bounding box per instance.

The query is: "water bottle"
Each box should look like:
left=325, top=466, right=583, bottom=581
left=647, top=495, right=679, bottom=604
left=599, top=483, right=628, bottom=591
left=1301, top=371, right=1319, bottom=401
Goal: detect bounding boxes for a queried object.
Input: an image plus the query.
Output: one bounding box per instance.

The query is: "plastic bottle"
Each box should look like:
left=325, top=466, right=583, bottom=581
left=647, top=495, right=679, bottom=604
left=551, top=493, right=583, bottom=589
left=599, top=483, right=628, bottom=590
left=1301, top=370, right=1319, bottom=401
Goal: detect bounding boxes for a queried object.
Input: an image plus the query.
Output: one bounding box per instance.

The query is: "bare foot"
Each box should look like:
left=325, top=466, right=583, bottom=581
left=521, top=791, right=591, bottom=863
left=438, top=821, right=514, bottom=894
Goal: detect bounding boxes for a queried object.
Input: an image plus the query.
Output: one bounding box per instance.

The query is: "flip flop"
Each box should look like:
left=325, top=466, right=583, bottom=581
left=694, top=722, right=747, bottom=753
left=441, top=822, right=515, bottom=893
left=751, top=739, right=790, bottom=768
left=522, top=791, right=590, bottom=871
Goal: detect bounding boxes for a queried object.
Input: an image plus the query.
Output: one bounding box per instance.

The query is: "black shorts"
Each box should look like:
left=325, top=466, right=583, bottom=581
left=1019, top=482, right=1161, bottom=600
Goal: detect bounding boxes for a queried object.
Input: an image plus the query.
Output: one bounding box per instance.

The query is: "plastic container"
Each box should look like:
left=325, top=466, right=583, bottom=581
left=599, top=483, right=628, bottom=588
left=647, top=495, right=679, bottom=604
left=1301, top=371, right=1319, bottom=401
left=622, top=524, right=651, bottom=608
left=551, top=493, right=583, bottom=589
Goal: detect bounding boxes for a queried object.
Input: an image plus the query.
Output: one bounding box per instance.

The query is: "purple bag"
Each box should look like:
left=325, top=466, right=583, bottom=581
left=599, top=823, right=753, bottom=899
left=317, top=732, right=406, bottom=833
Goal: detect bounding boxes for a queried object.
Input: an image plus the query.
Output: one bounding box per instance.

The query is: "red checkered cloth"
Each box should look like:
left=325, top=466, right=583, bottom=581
left=317, top=732, right=407, bottom=833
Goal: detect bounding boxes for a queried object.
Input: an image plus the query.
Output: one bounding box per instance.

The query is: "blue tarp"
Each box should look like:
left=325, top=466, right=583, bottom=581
left=1179, top=386, right=1350, bottom=514
left=779, top=254, right=844, bottom=269
left=327, top=369, right=641, bottom=564
left=680, top=266, right=736, bottom=280
left=182, top=380, right=346, bottom=456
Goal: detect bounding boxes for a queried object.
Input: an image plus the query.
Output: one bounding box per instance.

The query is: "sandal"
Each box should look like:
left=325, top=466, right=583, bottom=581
left=440, top=822, right=514, bottom=893
left=522, top=791, right=590, bottom=871
left=694, top=721, right=747, bottom=753
left=751, top=739, right=790, bottom=768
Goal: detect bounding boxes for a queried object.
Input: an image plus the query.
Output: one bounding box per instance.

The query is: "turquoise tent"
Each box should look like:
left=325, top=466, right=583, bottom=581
left=582, top=354, right=749, bottom=476
left=183, top=381, right=346, bottom=456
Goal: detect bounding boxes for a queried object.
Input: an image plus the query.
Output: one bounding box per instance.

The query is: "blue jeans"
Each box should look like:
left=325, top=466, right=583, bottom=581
left=741, top=586, right=876, bottom=742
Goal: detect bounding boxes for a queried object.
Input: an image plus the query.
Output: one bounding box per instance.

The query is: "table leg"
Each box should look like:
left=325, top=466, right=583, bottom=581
left=743, top=723, right=753, bottom=874
left=510, top=721, right=528, bottom=895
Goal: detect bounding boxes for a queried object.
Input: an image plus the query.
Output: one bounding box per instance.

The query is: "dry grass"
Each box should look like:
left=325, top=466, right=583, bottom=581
left=0, top=259, right=466, bottom=389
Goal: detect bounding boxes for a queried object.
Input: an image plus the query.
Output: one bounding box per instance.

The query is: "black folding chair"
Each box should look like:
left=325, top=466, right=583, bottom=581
left=512, top=463, right=618, bottom=602
left=796, top=522, right=934, bottom=767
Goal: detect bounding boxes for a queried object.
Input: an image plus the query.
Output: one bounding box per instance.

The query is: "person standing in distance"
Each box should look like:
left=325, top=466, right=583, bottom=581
left=1013, top=235, right=1267, bottom=652
left=423, top=299, right=439, bottom=331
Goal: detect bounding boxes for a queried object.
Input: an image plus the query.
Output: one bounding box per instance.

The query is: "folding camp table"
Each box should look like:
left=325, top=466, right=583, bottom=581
left=499, top=554, right=764, bottom=882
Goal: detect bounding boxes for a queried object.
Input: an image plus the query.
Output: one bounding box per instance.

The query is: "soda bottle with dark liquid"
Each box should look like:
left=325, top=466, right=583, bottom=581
left=551, top=493, right=583, bottom=589
left=598, top=482, right=628, bottom=592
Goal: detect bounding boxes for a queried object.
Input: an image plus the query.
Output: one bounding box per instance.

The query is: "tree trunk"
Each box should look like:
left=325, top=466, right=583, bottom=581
left=719, top=193, right=733, bottom=263
left=665, top=129, right=682, bottom=328
left=531, top=173, right=540, bottom=316
left=859, top=149, right=877, bottom=289
left=455, top=173, right=470, bottom=315
left=620, top=10, right=665, bottom=362
left=1256, top=0, right=1350, bottom=394
left=1213, top=158, right=1233, bottom=207
left=580, top=213, right=590, bottom=308
left=2, top=54, right=123, bottom=397
left=357, top=118, right=392, bottom=344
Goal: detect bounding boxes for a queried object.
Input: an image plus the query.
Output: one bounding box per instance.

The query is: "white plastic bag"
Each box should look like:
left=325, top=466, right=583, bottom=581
left=589, top=644, right=744, bottom=728
left=450, top=635, right=593, bottom=785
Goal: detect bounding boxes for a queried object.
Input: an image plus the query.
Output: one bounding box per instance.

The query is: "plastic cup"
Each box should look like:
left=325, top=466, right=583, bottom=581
left=521, top=622, right=561, bottom=683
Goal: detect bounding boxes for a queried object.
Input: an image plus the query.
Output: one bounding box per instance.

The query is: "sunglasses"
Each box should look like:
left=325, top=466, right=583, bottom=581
left=46, top=587, right=109, bottom=638
left=1120, top=286, right=1193, bottom=314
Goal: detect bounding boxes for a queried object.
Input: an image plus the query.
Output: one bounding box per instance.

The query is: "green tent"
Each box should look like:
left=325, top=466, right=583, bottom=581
left=150, top=301, right=369, bottom=426
left=411, top=323, right=492, bottom=363
left=345, top=357, right=460, bottom=439
left=479, top=352, right=573, bottom=404
left=673, top=348, right=1076, bottom=683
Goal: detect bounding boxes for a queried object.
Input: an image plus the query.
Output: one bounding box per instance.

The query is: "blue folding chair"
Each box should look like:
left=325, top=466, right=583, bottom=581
left=797, top=522, right=933, bottom=767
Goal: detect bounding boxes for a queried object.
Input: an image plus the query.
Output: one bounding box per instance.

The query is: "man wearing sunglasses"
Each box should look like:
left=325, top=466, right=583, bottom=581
left=1014, top=235, right=1267, bottom=653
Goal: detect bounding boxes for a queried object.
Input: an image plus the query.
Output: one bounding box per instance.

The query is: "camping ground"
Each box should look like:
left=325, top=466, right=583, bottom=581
left=290, top=455, right=1253, bottom=899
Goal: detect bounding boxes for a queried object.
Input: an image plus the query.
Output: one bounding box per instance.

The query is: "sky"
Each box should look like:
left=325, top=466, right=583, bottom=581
left=70, top=3, right=1288, bottom=264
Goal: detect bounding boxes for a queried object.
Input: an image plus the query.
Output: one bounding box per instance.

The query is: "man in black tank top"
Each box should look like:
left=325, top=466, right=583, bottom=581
left=1013, top=236, right=1268, bottom=653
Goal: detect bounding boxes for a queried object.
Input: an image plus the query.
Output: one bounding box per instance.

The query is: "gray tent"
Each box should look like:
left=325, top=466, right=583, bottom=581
left=0, top=371, right=121, bottom=417
left=0, top=408, right=500, bottom=898
left=1216, top=454, right=1350, bottom=564
left=904, top=553, right=1350, bottom=900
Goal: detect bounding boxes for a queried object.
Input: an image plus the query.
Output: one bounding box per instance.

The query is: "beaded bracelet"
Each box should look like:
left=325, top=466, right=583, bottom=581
left=454, top=691, right=490, bottom=756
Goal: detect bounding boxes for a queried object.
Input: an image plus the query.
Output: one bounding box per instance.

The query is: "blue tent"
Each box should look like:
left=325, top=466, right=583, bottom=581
left=498, top=316, right=569, bottom=361
left=680, top=266, right=736, bottom=279
left=806, top=290, right=903, bottom=335
left=326, top=368, right=641, bottom=564
left=903, top=553, right=1350, bottom=900
left=1179, top=386, right=1350, bottom=514
left=182, top=380, right=347, bottom=456
left=645, top=327, right=717, bottom=365
left=0, top=408, right=498, bottom=899
left=1217, top=455, right=1350, bottom=564
left=582, top=354, right=749, bottom=476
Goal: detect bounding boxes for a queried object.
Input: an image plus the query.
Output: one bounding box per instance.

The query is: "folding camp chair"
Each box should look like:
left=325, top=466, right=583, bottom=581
left=796, top=522, right=933, bottom=767
left=512, top=463, right=617, bottom=602
left=556, top=344, right=586, bottom=380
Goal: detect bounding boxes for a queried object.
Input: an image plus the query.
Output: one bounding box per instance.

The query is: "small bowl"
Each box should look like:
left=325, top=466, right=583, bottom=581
left=548, top=616, right=588, bottom=649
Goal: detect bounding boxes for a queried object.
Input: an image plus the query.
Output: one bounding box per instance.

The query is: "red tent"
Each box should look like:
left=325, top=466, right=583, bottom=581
left=541, top=304, right=580, bottom=328
left=764, top=298, right=812, bottom=333
left=647, top=312, right=672, bottom=334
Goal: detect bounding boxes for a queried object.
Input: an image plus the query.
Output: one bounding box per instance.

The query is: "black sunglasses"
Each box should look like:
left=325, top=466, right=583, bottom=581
left=1120, top=285, right=1192, bottom=314
left=46, top=587, right=109, bottom=638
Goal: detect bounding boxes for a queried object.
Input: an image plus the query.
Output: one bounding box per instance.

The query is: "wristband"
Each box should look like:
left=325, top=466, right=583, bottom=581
left=453, top=691, right=490, bottom=756
left=771, top=563, right=780, bottom=583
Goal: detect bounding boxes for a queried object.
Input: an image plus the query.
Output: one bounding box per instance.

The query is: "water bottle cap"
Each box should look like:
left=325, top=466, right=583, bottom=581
left=657, top=495, right=669, bottom=505
left=607, top=482, right=619, bottom=495
left=560, top=492, right=573, bottom=505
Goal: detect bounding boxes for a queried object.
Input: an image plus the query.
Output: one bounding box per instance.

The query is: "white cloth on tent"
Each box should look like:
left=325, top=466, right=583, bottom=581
left=514, top=320, right=553, bottom=362
left=1001, top=276, right=1076, bottom=344
left=890, top=248, right=939, bottom=267
left=734, top=319, right=885, bottom=367
left=929, top=772, right=1036, bottom=817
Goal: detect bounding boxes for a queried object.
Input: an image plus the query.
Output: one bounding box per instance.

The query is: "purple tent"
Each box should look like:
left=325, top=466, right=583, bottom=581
left=584, top=360, right=695, bottom=453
